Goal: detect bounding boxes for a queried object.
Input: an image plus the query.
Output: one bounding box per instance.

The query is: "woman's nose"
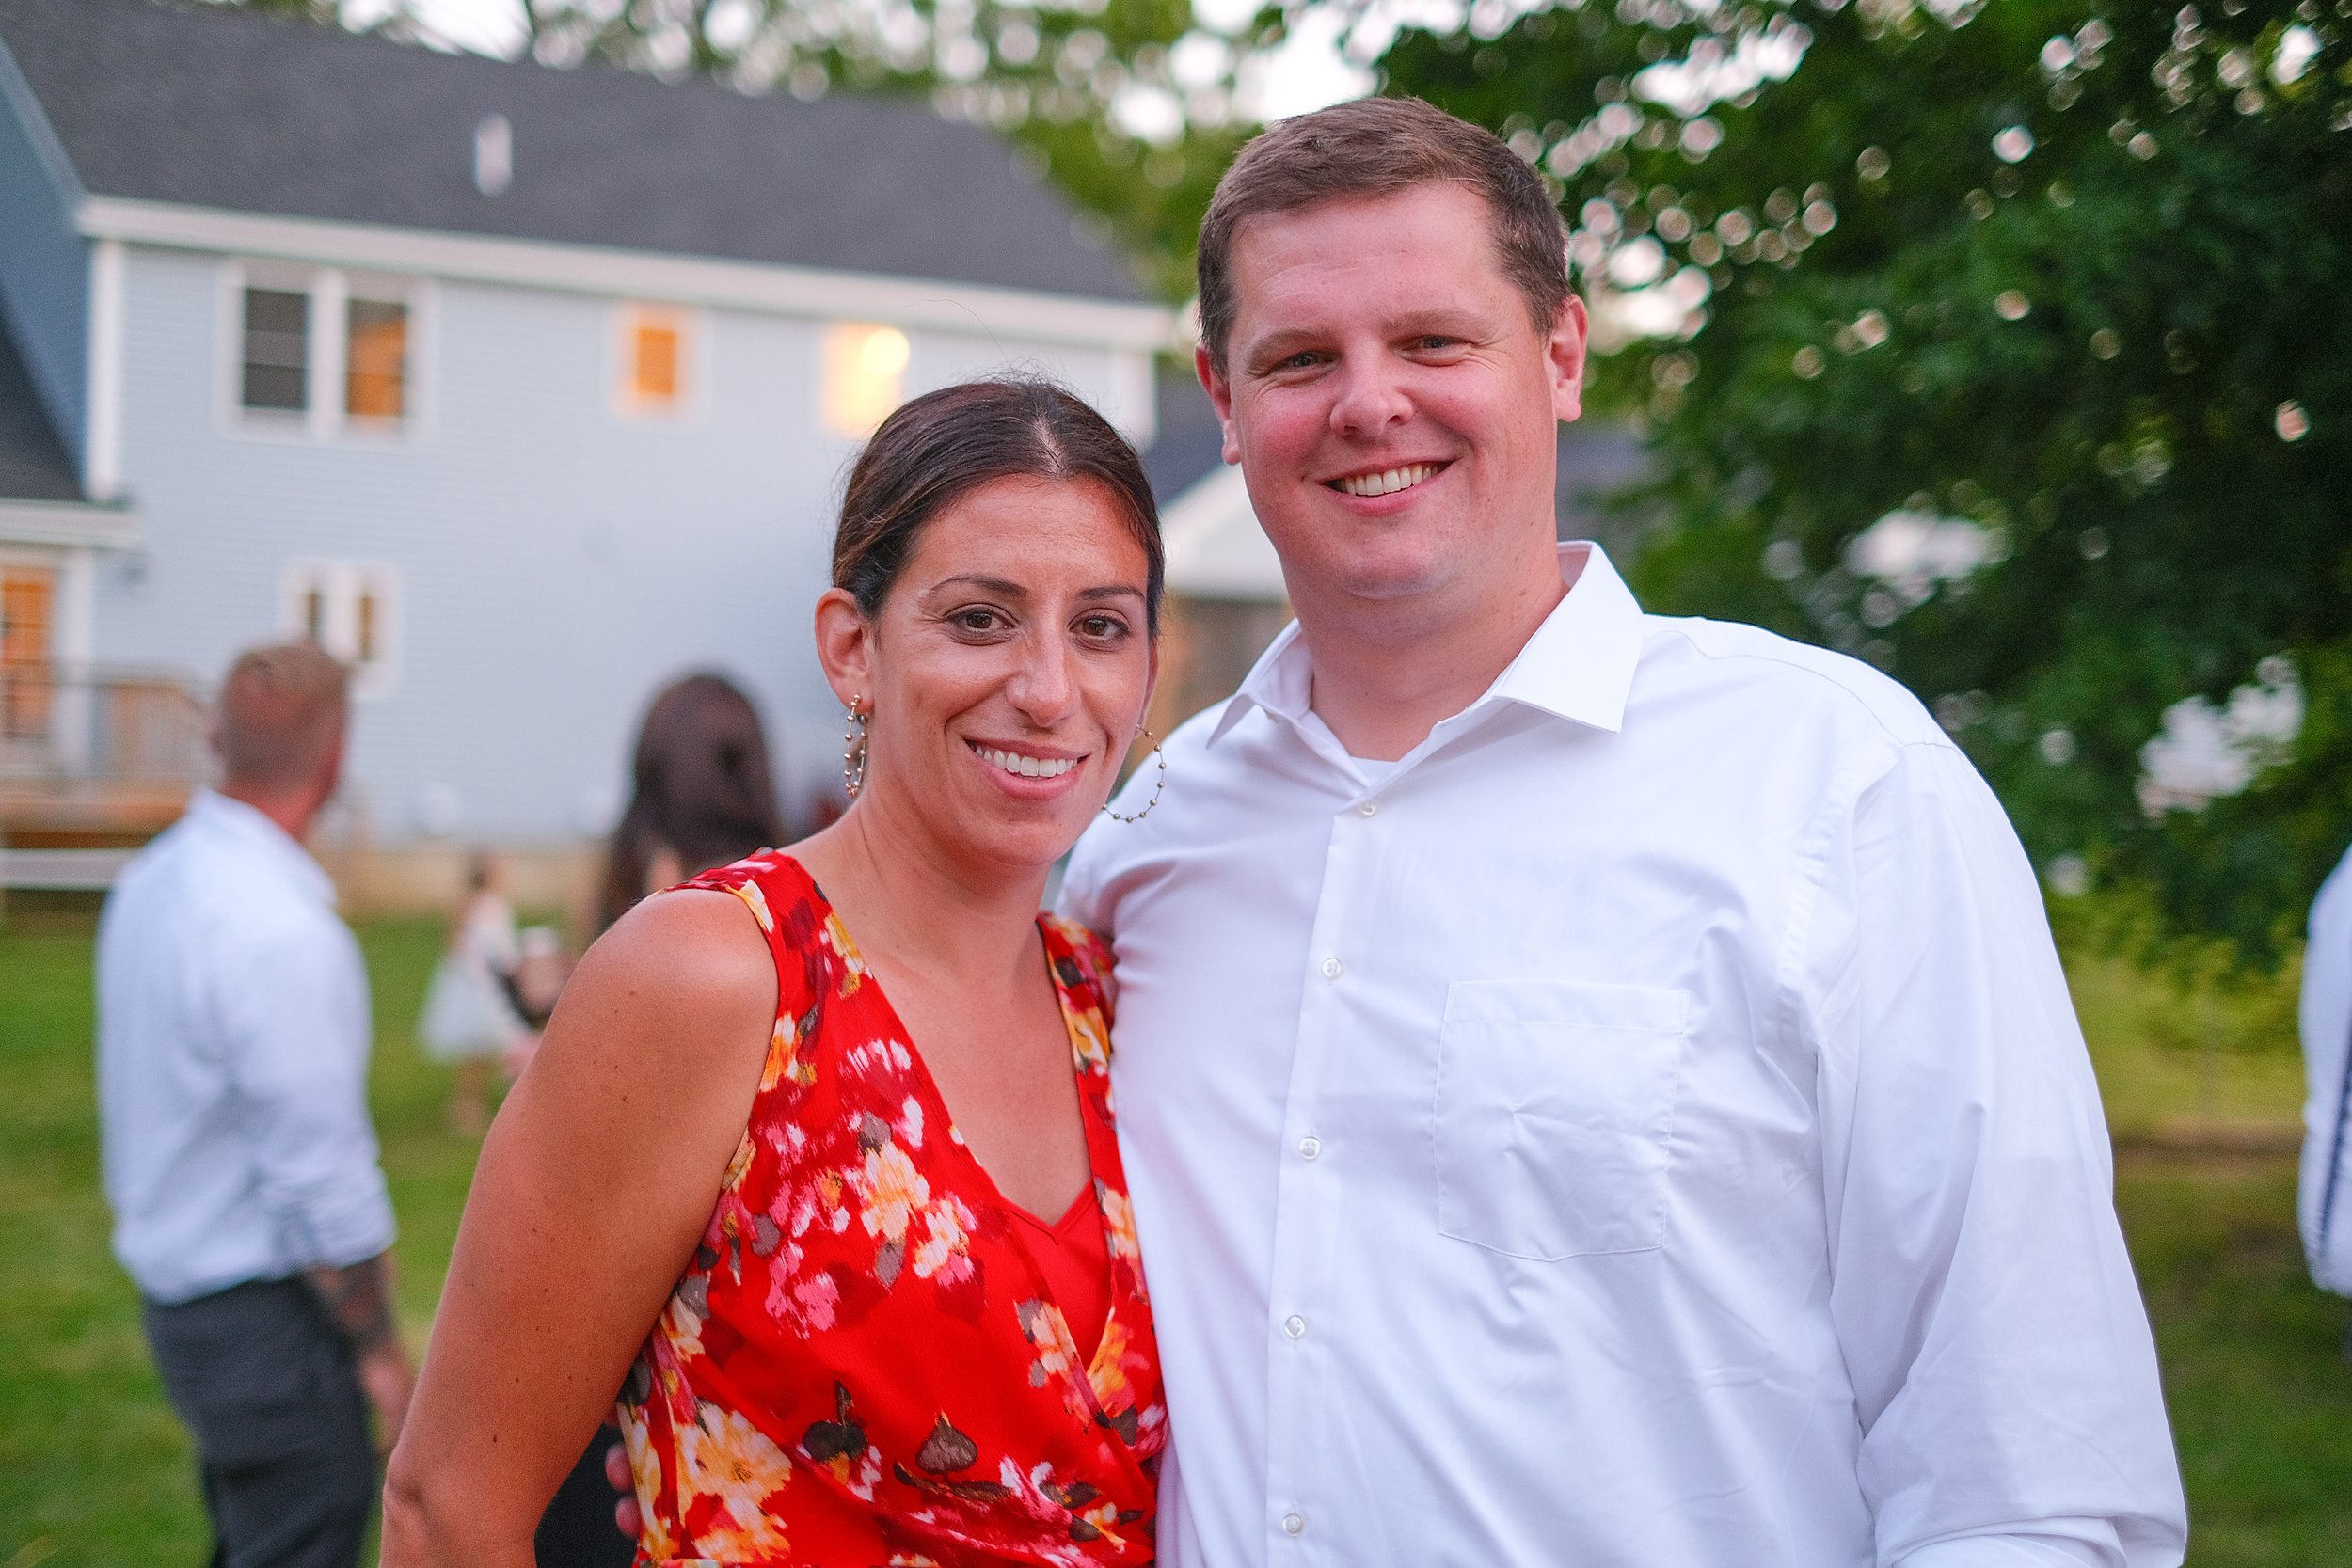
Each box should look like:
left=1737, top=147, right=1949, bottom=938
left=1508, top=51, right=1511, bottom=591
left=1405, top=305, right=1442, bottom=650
left=1007, top=632, right=1075, bottom=721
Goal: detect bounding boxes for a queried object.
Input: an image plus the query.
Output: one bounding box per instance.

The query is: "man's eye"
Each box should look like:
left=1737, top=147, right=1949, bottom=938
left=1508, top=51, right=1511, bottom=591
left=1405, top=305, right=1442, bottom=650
left=1417, top=335, right=1459, bottom=352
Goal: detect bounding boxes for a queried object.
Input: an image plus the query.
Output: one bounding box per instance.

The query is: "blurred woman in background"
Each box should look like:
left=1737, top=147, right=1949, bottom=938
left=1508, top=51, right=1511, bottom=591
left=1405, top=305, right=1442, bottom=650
left=595, top=672, right=789, bottom=934
left=540, top=670, right=790, bottom=1564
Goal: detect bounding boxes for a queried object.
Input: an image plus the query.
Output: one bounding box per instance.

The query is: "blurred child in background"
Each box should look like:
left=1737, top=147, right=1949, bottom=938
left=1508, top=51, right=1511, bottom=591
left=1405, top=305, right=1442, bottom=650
left=416, top=852, right=532, bottom=1136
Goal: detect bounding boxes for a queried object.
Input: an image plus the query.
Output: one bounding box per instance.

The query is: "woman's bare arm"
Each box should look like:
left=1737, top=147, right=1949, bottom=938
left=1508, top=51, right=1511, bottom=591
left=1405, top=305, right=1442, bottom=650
left=382, top=888, right=776, bottom=1566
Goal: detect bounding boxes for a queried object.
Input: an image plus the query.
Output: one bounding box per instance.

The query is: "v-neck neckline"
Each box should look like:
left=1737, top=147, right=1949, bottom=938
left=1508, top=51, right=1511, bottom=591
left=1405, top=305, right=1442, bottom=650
left=780, top=855, right=1123, bottom=1398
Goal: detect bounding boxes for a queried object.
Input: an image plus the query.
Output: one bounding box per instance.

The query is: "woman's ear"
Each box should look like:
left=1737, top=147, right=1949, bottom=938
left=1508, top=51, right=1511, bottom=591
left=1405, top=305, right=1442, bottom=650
left=812, top=588, right=876, bottom=709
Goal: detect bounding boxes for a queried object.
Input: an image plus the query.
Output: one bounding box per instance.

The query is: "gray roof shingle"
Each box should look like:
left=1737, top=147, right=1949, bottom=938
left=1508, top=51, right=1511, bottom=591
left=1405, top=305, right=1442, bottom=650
left=0, top=315, right=80, bottom=502
left=0, top=0, right=1141, bottom=302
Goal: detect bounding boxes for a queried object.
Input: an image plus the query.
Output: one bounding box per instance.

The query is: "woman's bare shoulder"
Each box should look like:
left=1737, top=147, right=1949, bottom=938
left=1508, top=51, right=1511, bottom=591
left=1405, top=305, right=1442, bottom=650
left=540, top=888, right=778, bottom=1082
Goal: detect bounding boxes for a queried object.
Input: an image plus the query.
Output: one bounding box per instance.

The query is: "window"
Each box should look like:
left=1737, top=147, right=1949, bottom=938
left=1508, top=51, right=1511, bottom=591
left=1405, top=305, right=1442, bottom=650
left=241, top=287, right=310, bottom=412
left=822, top=323, right=911, bottom=436
left=281, top=560, right=401, bottom=698
left=0, top=565, right=55, bottom=740
left=230, top=266, right=424, bottom=436
left=619, top=305, right=691, bottom=416
left=345, top=298, right=409, bottom=421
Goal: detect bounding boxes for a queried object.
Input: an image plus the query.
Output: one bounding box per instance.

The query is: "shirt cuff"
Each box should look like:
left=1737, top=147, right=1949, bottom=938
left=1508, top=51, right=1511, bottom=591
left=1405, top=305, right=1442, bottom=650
left=278, top=1168, right=398, bottom=1271
left=1898, top=1535, right=2114, bottom=1568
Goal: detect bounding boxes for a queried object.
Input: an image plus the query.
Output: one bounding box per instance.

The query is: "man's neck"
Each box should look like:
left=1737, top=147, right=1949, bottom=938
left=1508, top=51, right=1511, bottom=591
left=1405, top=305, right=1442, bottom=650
left=218, top=781, right=322, bottom=846
left=1298, top=545, right=1576, bottom=762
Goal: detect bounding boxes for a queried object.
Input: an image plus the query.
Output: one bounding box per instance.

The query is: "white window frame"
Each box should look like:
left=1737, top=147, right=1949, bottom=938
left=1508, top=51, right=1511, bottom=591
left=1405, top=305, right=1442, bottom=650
left=611, top=301, right=705, bottom=421
left=219, top=261, right=434, bottom=444
left=278, top=558, right=403, bottom=700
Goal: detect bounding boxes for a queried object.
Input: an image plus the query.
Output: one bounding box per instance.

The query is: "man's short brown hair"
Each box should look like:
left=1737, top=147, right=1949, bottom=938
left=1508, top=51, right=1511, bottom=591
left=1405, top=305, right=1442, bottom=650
left=1196, top=96, right=1572, bottom=372
left=215, top=642, right=349, bottom=790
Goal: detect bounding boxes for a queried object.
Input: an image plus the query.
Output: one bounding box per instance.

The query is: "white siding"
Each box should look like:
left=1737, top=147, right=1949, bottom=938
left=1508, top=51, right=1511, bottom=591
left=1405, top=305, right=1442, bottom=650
left=94, top=244, right=1140, bottom=845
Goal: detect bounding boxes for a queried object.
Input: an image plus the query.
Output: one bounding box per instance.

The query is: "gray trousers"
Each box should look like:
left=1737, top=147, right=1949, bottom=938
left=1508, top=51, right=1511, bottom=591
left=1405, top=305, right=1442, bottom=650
left=141, top=1277, right=375, bottom=1568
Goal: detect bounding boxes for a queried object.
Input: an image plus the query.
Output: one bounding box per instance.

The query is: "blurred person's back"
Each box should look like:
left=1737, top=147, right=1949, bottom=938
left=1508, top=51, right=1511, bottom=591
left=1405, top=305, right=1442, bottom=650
left=96, top=641, right=413, bottom=1568
left=2301, top=842, right=2352, bottom=1332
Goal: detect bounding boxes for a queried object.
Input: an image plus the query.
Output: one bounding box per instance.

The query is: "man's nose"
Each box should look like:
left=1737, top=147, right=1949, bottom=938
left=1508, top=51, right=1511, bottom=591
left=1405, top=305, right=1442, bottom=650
left=1328, top=356, right=1413, bottom=438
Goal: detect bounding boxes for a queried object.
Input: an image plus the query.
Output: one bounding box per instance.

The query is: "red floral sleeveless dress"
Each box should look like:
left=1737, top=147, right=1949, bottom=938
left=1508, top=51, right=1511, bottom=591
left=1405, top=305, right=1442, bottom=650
left=615, top=851, right=1165, bottom=1566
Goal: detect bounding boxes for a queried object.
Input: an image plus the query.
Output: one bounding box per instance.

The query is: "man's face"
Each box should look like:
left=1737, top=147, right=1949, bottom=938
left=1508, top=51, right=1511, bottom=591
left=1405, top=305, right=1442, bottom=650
left=1200, top=182, right=1587, bottom=621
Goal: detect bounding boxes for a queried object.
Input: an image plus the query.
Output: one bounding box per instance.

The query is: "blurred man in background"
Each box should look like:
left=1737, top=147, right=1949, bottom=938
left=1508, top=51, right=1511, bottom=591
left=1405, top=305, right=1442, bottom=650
left=2301, top=842, right=2352, bottom=1341
left=97, top=642, right=411, bottom=1568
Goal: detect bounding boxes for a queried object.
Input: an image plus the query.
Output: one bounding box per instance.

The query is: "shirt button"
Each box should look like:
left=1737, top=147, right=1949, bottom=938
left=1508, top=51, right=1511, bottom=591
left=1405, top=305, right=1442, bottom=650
left=1282, top=1512, right=1307, bottom=1537
left=1283, top=1314, right=1307, bottom=1339
left=1321, top=957, right=1343, bottom=980
left=1357, top=800, right=1377, bottom=816
left=1297, top=1135, right=1322, bottom=1161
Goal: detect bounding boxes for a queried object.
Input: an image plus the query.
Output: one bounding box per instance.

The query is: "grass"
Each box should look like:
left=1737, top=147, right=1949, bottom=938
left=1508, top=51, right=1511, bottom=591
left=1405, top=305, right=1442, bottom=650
left=2, top=912, right=2347, bottom=1565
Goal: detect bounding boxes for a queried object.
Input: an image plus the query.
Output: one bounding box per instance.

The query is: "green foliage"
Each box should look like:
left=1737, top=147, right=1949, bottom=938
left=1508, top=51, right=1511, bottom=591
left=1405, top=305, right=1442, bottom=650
left=1384, top=0, right=2352, bottom=968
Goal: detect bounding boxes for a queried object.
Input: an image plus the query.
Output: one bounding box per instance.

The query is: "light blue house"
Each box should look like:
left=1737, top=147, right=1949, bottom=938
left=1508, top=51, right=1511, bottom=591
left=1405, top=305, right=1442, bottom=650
left=0, top=0, right=1171, bottom=889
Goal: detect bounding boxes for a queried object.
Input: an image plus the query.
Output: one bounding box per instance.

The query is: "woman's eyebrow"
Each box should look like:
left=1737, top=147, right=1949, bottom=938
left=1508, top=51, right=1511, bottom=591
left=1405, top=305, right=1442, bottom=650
left=929, top=574, right=1028, bottom=599
left=1077, top=585, right=1146, bottom=603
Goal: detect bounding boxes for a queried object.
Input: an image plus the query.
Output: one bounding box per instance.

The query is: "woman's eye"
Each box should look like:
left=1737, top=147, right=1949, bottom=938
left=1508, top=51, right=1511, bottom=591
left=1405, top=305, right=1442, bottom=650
left=1076, top=615, right=1129, bottom=641
left=955, top=609, right=1005, bottom=633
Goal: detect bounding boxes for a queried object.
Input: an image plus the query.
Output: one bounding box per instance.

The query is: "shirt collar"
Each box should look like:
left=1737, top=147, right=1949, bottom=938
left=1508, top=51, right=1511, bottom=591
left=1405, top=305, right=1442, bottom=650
left=186, top=788, right=337, bottom=906
left=1209, top=542, right=1645, bottom=747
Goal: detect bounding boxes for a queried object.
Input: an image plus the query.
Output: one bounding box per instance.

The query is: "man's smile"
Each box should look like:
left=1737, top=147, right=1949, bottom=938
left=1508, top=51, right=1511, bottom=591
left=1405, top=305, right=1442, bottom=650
left=1326, top=461, right=1449, bottom=498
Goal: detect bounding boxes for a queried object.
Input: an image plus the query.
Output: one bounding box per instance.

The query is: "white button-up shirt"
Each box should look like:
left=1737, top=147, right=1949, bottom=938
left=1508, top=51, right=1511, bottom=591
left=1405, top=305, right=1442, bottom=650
left=1063, top=546, right=2185, bottom=1568
left=98, top=789, right=394, bottom=1305
left=2300, top=845, right=2352, bottom=1295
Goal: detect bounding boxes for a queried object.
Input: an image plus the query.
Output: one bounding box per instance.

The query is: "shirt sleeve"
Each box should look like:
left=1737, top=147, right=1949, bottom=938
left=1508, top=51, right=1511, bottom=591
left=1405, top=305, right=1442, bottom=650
left=2298, top=849, right=2352, bottom=1295
left=1799, top=737, right=2186, bottom=1568
left=216, top=912, right=396, bottom=1272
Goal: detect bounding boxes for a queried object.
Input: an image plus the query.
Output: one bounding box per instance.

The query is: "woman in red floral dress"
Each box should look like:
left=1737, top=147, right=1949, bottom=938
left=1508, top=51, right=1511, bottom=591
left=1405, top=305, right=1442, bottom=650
left=386, top=380, right=1168, bottom=1567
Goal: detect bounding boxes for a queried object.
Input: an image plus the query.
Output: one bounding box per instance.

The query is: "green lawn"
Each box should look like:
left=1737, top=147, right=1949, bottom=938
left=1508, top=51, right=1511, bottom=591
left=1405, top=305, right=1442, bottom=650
left=2, top=913, right=2347, bottom=1565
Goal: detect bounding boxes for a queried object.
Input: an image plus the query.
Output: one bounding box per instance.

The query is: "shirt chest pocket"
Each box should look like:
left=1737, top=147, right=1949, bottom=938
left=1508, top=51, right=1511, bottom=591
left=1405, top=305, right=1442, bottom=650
left=1434, top=979, right=1692, bottom=1261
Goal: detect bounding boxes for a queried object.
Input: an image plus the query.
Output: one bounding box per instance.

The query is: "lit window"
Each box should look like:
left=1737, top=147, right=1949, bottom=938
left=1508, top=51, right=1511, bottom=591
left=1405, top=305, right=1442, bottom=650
left=281, top=560, right=401, bottom=698
left=823, top=323, right=910, bottom=436
left=620, top=305, right=690, bottom=415
left=0, top=565, right=56, bottom=740
left=242, top=287, right=310, bottom=411
left=345, top=298, right=408, bottom=421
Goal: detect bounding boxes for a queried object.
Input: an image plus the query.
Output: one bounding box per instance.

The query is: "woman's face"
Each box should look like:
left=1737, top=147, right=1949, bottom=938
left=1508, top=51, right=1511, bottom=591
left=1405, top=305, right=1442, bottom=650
left=821, top=474, right=1157, bottom=875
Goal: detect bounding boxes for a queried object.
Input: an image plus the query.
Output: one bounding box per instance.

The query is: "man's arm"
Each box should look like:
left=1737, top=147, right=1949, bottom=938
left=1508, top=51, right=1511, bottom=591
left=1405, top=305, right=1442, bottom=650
left=220, top=916, right=409, bottom=1435
left=1804, top=738, right=2185, bottom=1568
left=306, top=1250, right=415, bottom=1445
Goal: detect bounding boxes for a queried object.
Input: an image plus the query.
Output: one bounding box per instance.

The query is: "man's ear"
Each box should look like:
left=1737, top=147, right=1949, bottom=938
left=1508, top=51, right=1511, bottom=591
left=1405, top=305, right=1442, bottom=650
left=1549, top=294, right=1591, bottom=425
left=1198, top=344, right=1241, bottom=466
left=812, top=588, right=876, bottom=710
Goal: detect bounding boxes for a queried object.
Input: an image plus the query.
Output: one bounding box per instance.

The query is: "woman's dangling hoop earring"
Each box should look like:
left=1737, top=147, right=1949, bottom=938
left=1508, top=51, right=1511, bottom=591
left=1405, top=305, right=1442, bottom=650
left=842, top=698, right=869, bottom=800
left=1103, top=732, right=1166, bottom=823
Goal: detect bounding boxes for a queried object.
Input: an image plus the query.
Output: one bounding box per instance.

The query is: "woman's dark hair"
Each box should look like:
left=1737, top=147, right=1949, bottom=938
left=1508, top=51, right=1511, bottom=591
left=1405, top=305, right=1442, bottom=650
left=596, top=672, right=787, bottom=931
left=834, top=378, right=1165, bottom=633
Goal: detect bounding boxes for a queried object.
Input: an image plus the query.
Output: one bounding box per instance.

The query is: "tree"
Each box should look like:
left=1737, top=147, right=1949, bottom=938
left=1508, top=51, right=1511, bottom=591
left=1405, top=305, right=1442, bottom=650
left=1382, top=0, right=2352, bottom=968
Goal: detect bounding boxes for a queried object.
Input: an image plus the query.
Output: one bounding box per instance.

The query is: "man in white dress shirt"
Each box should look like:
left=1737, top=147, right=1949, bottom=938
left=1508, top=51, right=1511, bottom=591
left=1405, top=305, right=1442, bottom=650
left=1061, top=99, right=2185, bottom=1566
left=2300, top=844, right=2352, bottom=1315
left=98, top=643, right=412, bottom=1568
